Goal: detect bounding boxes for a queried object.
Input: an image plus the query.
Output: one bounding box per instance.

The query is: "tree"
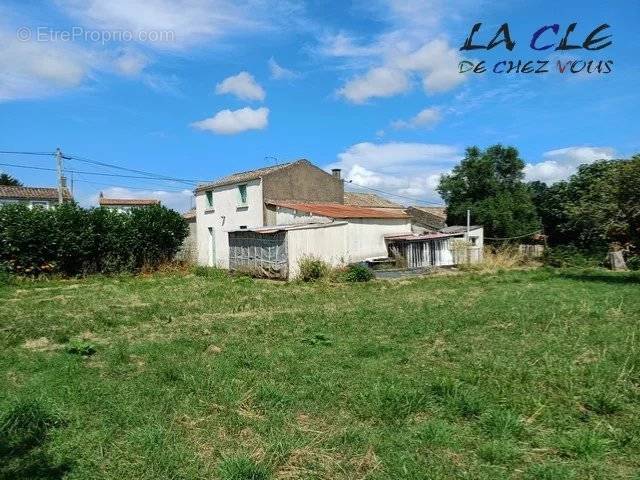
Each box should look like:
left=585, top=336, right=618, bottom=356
left=536, top=156, right=640, bottom=254
left=437, top=145, right=540, bottom=238
left=0, top=173, right=22, bottom=186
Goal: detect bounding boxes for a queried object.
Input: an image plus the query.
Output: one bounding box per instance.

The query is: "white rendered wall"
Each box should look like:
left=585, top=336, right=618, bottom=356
left=195, top=179, right=263, bottom=268
left=345, top=219, right=412, bottom=262
left=286, top=218, right=411, bottom=279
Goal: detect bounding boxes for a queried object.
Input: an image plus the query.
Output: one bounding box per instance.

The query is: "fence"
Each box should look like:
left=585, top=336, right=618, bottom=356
left=518, top=244, right=545, bottom=258
left=228, top=231, right=288, bottom=278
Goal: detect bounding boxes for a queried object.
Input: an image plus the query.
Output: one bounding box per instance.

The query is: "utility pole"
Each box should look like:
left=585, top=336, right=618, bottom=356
left=56, top=147, right=64, bottom=204
left=466, top=209, right=471, bottom=236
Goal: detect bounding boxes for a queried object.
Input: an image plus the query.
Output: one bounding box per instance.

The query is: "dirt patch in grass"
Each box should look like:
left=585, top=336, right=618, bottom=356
left=22, top=337, right=60, bottom=352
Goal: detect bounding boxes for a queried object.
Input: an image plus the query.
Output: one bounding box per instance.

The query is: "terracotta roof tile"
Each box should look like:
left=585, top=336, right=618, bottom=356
left=99, top=198, right=160, bottom=206
left=269, top=200, right=409, bottom=219
left=0, top=186, right=71, bottom=200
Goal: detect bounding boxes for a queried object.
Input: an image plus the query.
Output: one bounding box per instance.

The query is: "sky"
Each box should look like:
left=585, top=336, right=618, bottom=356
left=0, top=0, right=638, bottom=212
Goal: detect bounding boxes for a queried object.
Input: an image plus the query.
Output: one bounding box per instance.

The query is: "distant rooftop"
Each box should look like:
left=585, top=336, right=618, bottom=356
left=410, top=206, right=447, bottom=219
left=344, top=192, right=404, bottom=209
left=0, top=185, right=71, bottom=200
left=99, top=198, right=160, bottom=206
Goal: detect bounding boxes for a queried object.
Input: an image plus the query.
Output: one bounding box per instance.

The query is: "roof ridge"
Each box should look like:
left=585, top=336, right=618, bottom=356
left=196, top=159, right=309, bottom=191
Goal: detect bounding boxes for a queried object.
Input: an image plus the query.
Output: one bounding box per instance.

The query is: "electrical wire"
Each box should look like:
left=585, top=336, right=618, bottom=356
left=66, top=153, right=208, bottom=185
left=0, top=162, right=198, bottom=183
left=0, top=150, right=55, bottom=156
left=72, top=178, right=188, bottom=193
left=484, top=231, right=543, bottom=241
left=346, top=181, right=445, bottom=206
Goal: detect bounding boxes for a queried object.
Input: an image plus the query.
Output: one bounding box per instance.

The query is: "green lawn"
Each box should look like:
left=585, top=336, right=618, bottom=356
left=1, top=268, right=639, bottom=479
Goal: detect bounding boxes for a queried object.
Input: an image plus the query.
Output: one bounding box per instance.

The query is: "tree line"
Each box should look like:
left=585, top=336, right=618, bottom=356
left=437, top=145, right=640, bottom=266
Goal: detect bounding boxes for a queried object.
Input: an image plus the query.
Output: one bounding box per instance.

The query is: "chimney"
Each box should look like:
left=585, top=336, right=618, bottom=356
left=331, top=168, right=341, bottom=180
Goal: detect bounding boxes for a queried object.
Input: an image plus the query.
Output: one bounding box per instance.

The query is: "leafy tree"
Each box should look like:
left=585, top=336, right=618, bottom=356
left=0, top=173, right=22, bottom=186
left=536, top=156, right=640, bottom=254
left=437, top=145, right=540, bottom=238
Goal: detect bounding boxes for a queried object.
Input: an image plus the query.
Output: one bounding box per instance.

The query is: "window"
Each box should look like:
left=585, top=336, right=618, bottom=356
left=237, top=184, right=248, bottom=207
left=205, top=190, right=213, bottom=209
left=30, top=201, right=49, bottom=209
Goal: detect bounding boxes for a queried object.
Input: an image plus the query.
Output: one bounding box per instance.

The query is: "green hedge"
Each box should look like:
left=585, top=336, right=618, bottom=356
left=0, top=203, right=188, bottom=276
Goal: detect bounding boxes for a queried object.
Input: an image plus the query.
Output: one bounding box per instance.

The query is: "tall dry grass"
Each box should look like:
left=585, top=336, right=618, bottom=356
left=458, top=245, right=541, bottom=272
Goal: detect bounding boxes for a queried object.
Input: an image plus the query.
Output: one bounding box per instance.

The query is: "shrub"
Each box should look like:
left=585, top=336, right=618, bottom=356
left=543, top=246, right=601, bottom=268
left=626, top=255, right=640, bottom=271
left=0, top=263, right=12, bottom=285
left=0, top=203, right=188, bottom=276
left=343, top=263, right=374, bottom=282
left=298, top=257, right=330, bottom=282
left=65, top=340, right=96, bottom=357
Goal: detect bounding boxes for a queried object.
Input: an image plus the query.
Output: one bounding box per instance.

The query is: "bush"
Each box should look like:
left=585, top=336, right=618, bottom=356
left=626, top=255, right=640, bottom=271
left=0, top=263, right=12, bottom=285
left=543, top=246, right=602, bottom=268
left=298, top=257, right=330, bottom=282
left=343, top=263, right=374, bottom=282
left=0, top=203, right=188, bottom=276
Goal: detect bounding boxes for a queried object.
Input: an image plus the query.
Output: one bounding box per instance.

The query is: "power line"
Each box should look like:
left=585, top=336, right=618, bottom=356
left=73, top=178, right=188, bottom=193
left=484, top=230, right=542, bottom=241
left=0, top=161, right=198, bottom=183
left=0, top=150, right=55, bottom=156
left=346, top=181, right=445, bottom=206
left=66, top=153, right=207, bottom=185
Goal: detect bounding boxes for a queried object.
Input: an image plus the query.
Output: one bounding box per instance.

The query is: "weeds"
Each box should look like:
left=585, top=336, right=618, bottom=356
left=298, top=257, right=330, bottom=282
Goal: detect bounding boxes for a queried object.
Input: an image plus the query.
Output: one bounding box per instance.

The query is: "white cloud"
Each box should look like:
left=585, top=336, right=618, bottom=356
left=114, top=50, right=149, bottom=76
left=329, top=141, right=461, bottom=203
left=268, top=57, right=299, bottom=80
left=85, top=186, right=193, bottom=212
left=392, top=107, right=441, bottom=129
left=525, top=146, right=616, bottom=184
left=191, top=106, right=269, bottom=135
left=0, top=29, right=92, bottom=101
left=215, top=71, right=265, bottom=101
left=338, top=67, right=410, bottom=103
left=56, top=0, right=302, bottom=49
left=392, top=39, right=464, bottom=93
left=336, top=141, right=460, bottom=171
left=333, top=38, right=464, bottom=103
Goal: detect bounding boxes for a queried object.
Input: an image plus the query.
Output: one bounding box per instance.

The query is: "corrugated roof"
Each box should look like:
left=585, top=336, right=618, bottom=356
left=344, top=192, right=404, bottom=209
left=0, top=186, right=71, bottom=200
left=385, top=232, right=454, bottom=242
left=269, top=200, right=409, bottom=219
left=196, top=159, right=308, bottom=191
left=440, top=225, right=481, bottom=234
left=99, top=198, right=160, bottom=206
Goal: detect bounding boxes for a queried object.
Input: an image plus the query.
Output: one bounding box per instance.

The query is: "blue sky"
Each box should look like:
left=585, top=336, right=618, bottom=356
left=1, top=0, right=638, bottom=211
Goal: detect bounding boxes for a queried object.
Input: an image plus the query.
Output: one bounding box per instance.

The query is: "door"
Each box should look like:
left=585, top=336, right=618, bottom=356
left=208, top=227, right=216, bottom=266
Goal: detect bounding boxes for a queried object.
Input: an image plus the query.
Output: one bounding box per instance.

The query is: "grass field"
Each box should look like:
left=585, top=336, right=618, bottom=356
left=1, top=268, right=640, bottom=479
